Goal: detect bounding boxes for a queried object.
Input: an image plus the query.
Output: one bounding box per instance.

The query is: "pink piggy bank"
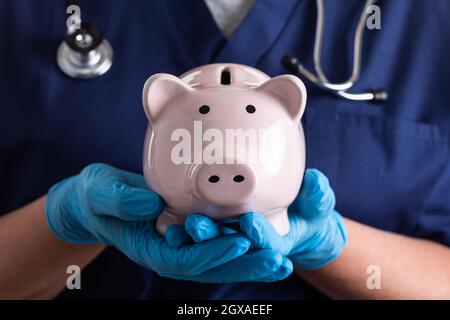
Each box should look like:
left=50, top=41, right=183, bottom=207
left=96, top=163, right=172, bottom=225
left=142, top=64, right=306, bottom=236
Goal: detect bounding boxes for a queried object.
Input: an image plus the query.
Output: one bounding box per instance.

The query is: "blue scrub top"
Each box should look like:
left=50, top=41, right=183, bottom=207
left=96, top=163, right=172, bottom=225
left=1, top=0, right=450, bottom=299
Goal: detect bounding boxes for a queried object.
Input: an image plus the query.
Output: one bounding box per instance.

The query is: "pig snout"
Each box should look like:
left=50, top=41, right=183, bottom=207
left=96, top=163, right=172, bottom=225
left=192, top=163, right=257, bottom=207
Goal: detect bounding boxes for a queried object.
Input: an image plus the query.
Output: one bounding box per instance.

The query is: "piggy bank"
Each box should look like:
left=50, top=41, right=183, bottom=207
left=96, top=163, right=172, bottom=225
left=142, top=64, right=306, bottom=236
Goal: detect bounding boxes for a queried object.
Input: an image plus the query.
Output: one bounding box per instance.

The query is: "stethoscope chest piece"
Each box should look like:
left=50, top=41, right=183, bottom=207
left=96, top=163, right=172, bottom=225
left=57, top=22, right=113, bottom=79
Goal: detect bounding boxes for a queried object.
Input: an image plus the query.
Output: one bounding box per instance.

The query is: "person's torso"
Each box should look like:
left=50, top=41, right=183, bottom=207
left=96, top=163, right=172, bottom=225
left=1, top=0, right=449, bottom=299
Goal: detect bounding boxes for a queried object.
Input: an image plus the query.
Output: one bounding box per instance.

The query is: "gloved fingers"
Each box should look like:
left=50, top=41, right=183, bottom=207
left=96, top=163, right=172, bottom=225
left=112, top=167, right=150, bottom=189
left=80, top=163, right=148, bottom=189
left=165, top=214, right=236, bottom=247
left=92, top=186, right=164, bottom=221
left=296, top=168, right=336, bottom=220
left=260, top=257, right=294, bottom=282
left=85, top=181, right=164, bottom=222
left=79, top=163, right=164, bottom=221
left=160, top=233, right=251, bottom=276
left=185, top=214, right=236, bottom=243
left=239, top=212, right=292, bottom=256
left=95, top=217, right=252, bottom=278
left=164, top=249, right=293, bottom=283
left=165, top=224, right=192, bottom=248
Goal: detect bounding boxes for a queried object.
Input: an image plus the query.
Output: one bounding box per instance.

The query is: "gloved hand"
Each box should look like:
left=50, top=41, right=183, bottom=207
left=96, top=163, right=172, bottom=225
left=45, top=163, right=290, bottom=282
left=167, top=222, right=293, bottom=282
left=174, top=169, right=347, bottom=270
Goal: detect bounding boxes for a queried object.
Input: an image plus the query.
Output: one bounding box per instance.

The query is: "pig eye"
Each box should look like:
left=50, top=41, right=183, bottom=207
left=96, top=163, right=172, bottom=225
left=246, top=105, right=256, bottom=113
left=208, top=175, right=220, bottom=183
left=199, top=105, right=210, bottom=114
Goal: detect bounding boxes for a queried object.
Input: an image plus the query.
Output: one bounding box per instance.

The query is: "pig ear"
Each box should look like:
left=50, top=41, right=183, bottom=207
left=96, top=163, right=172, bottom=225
left=256, top=75, right=307, bottom=121
left=142, top=73, right=193, bottom=122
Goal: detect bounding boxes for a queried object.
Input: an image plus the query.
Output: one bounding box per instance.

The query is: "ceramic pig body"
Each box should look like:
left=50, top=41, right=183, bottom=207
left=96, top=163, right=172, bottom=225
left=143, top=64, right=306, bottom=236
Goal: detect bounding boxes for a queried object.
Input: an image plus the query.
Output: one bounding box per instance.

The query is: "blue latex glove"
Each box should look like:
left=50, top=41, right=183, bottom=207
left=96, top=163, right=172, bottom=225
left=167, top=222, right=293, bottom=282
left=45, top=163, right=263, bottom=282
left=176, top=169, right=347, bottom=270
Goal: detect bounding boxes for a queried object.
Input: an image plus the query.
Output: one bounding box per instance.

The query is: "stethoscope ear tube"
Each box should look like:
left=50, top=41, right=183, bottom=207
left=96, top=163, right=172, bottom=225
left=282, top=54, right=388, bottom=103
left=281, top=0, right=388, bottom=103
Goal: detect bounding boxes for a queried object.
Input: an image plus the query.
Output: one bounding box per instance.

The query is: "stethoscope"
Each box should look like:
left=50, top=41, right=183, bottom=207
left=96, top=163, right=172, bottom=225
left=57, top=2, right=113, bottom=79
left=282, top=0, right=388, bottom=102
left=57, top=0, right=387, bottom=102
